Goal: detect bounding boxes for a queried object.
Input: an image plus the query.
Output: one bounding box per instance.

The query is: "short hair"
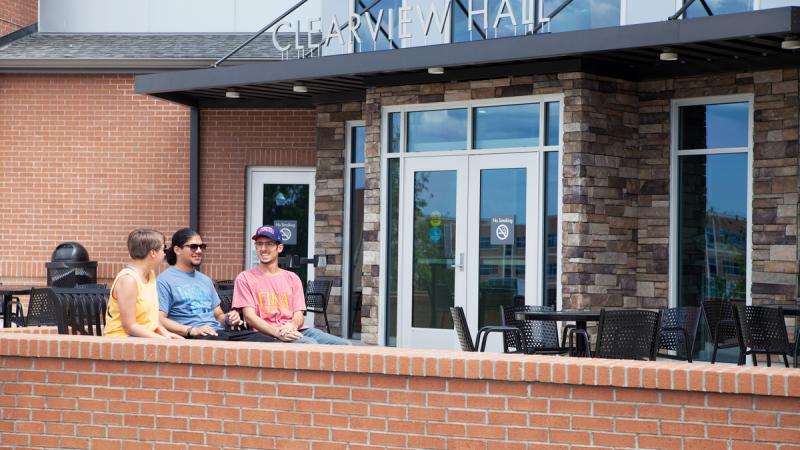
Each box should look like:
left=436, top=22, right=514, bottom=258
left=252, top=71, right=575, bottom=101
left=127, top=229, right=164, bottom=260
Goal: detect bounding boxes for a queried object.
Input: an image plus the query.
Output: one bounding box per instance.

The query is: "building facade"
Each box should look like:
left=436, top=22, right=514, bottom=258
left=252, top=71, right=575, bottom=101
left=2, top=1, right=799, bottom=355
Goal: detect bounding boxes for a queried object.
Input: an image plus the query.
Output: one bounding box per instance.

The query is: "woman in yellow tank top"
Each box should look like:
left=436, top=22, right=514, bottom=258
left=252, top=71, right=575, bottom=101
left=104, top=229, right=182, bottom=339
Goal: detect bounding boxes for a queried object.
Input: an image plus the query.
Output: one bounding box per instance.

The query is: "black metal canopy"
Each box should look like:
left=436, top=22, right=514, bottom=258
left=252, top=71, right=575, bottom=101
left=135, top=7, right=800, bottom=108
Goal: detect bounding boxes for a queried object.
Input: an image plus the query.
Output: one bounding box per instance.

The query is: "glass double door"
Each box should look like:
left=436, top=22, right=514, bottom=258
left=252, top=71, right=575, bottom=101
left=398, top=153, right=540, bottom=350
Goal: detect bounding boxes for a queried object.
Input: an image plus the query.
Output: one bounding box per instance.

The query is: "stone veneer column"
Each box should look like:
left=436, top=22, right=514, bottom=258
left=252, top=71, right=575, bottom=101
left=560, top=73, right=641, bottom=309
left=314, top=102, right=364, bottom=336
left=751, top=69, right=799, bottom=304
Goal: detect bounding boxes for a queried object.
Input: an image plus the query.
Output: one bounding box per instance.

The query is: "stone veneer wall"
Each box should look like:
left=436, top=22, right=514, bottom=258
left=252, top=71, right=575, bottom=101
left=321, top=70, right=799, bottom=345
left=637, top=70, right=800, bottom=306
left=314, top=102, right=364, bottom=336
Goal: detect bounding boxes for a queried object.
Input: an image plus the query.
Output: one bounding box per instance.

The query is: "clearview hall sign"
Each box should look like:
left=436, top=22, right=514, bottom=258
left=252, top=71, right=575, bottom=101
left=271, top=0, right=536, bottom=54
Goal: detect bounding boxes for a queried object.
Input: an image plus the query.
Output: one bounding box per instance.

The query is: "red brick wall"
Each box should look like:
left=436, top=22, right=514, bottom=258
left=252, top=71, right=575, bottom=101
left=0, top=0, right=36, bottom=36
left=199, top=109, right=316, bottom=281
left=1, top=332, right=800, bottom=449
left=0, top=74, right=191, bottom=284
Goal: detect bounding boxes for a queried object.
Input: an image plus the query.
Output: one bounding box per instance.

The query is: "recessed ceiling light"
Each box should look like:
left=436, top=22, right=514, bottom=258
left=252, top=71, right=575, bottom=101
left=659, top=50, right=678, bottom=61
left=293, top=84, right=308, bottom=93
left=225, top=89, right=240, bottom=99
left=428, top=67, right=445, bottom=75
left=782, top=37, right=800, bottom=50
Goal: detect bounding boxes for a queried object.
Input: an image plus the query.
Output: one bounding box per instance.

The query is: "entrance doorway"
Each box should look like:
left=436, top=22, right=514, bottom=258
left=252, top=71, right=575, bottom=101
left=247, top=168, right=316, bottom=287
left=398, top=153, right=540, bottom=350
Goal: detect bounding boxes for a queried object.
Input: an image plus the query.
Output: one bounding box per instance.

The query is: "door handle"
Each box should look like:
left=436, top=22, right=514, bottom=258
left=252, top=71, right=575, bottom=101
left=450, top=253, right=464, bottom=271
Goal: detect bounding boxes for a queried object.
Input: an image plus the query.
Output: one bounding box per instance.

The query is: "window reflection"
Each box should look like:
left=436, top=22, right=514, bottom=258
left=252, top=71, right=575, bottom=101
left=478, top=168, right=527, bottom=328
left=351, top=126, right=365, bottom=164
left=407, top=109, right=468, bottom=152
left=452, top=0, right=532, bottom=42
left=543, top=0, right=620, bottom=32
left=412, top=171, right=457, bottom=329
left=545, top=101, right=560, bottom=146
left=686, top=0, right=752, bottom=18
left=474, top=103, right=540, bottom=149
left=388, top=112, right=401, bottom=153
left=543, top=152, right=559, bottom=308
left=678, top=153, right=747, bottom=363
left=679, top=102, right=749, bottom=150
left=355, top=0, right=402, bottom=52
left=385, top=159, right=400, bottom=346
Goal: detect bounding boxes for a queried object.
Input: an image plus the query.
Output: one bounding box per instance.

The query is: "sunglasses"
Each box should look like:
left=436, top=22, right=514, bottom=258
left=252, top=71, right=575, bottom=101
left=182, top=243, right=207, bottom=251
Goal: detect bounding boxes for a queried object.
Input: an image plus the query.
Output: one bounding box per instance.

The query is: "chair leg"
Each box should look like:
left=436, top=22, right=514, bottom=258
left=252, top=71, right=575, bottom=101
left=323, top=310, right=330, bottom=334
left=782, top=354, right=789, bottom=368
left=711, top=334, right=719, bottom=364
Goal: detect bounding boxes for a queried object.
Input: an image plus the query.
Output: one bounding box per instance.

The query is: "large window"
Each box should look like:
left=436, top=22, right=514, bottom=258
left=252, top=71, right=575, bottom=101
left=354, top=0, right=402, bottom=52
left=672, top=97, right=751, bottom=363
left=543, top=0, right=620, bottom=32
left=345, top=124, right=366, bottom=340
left=452, top=0, right=533, bottom=42
left=685, top=0, right=753, bottom=18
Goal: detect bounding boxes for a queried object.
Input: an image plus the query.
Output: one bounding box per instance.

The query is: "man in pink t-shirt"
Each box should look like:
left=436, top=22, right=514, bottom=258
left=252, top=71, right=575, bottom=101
left=232, top=225, right=350, bottom=345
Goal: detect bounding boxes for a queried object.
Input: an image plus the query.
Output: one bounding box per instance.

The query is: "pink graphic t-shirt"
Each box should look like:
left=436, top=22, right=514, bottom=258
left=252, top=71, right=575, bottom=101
left=232, top=267, right=306, bottom=328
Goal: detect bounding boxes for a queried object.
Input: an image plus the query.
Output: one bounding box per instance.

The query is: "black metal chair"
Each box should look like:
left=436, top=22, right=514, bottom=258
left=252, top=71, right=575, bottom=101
left=305, top=279, right=333, bottom=333
left=215, top=286, right=247, bottom=331
left=51, top=287, right=109, bottom=336
left=450, top=306, right=523, bottom=352
left=734, top=304, right=792, bottom=367
left=594, top=309, right=662, bottom=361
left=500, top=305, right=568, bottom=355
left=24, top=287, right=59, bottom=327
left=701, top=298, right=744, bottom=364
left=656, top=306, right=701, bottom=362
left=214, top=279, right=234, bottom=291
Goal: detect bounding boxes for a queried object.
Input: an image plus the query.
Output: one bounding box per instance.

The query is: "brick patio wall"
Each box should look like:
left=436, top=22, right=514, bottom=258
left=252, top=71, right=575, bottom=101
left=1, top=331, right=800, bottom=449
left=0, top=0, right=37, bottom=36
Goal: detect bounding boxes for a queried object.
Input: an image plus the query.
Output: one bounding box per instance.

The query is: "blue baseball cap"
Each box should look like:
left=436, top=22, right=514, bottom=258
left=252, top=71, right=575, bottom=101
left=251, top=225, right=283, bottom=243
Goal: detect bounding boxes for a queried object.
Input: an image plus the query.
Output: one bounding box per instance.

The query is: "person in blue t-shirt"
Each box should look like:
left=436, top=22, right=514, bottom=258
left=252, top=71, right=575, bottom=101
left=157, top=228, right=276, bottom=342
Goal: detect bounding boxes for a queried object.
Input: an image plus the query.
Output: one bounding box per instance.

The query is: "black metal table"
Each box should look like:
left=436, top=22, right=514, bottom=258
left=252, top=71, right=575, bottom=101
left=515, top=309, right=601, bottom=356
left=0, top=285, right=32, bottom=327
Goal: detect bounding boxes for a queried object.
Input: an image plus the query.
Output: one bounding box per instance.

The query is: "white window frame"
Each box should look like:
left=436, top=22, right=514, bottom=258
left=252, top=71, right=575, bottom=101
left=342, top=120, right=367, bottom=340
left=668, top=94, right=754, bottom=308
left=378, top=94, right=564, bottom=345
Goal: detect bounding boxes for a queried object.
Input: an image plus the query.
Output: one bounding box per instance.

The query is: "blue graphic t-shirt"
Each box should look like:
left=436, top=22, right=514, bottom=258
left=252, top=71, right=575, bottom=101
left=157, top=267, right=222, bottom=330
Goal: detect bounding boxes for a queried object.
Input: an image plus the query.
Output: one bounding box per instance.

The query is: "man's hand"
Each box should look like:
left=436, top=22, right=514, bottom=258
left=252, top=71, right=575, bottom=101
left=225, top=310, right=243, bottom=327
left=190, top=325, right=218, bottom=337
left=277, top=325, right=303, bottom=341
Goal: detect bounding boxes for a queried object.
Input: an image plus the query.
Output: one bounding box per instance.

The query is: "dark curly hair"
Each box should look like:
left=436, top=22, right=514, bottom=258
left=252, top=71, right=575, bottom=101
left=165, top=228, right=199, bottom=266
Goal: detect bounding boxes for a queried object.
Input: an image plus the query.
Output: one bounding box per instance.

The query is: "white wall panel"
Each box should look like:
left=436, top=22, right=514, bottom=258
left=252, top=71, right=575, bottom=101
left=40, top=0, right=325, bottom=33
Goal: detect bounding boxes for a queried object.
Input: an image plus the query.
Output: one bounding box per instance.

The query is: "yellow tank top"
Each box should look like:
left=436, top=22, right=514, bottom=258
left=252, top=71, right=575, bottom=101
left=103, top=266, right=160, bottom=337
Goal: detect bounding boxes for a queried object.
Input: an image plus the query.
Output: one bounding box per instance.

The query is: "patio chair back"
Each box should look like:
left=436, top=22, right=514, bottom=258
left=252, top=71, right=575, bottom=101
left=657, top=306, right=700, bottom=362
left=734, top=304, right=791, bottom=367
left=51, top=287, right=109, bottom=336
left=500, top=305, right=561, bottom=354
left=595, top=309, right=662, bottom=361
left=216, top=287, right=233, bottom=314
left=305, top=279, right=333, bottom=333
left=451, top=306, right=477, bottom=352
left=25, top=287, right=59, bottom=327
left=701, top=298, right=744, bottom=363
